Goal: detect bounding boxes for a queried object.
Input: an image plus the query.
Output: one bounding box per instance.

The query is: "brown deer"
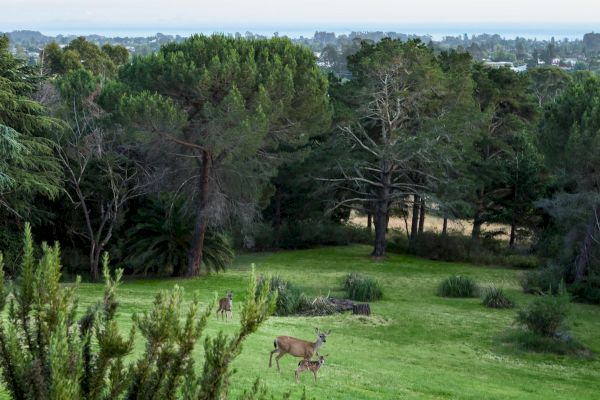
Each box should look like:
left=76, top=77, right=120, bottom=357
left=216, top=292, right=233, bottom=321
left=269, top=328, right=331, bottom=371
left=295, top=354, right=328, bottom=383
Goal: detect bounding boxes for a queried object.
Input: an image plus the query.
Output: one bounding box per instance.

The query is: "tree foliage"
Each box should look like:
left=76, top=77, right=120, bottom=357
left=123, top=194, right=234, bottom=276
left=0, top=35, right=62, bottom=217
left=117, top=34, right=331, bottom=276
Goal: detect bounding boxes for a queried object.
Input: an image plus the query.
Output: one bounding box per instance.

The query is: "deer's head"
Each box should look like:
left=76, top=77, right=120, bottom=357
left=315, top=327, right=331, bottom=343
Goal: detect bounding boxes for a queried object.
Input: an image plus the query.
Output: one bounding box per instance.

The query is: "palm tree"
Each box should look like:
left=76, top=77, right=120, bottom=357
left=124, top=194, right=234, bottom=276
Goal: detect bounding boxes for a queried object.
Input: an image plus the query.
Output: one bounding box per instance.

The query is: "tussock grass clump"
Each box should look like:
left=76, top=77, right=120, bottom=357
left=482, top=286, right=515, bottom=308
left=256, top=275, right=303, bottom=316
left=515, top=290, right=570, bottom=337
left=437, top=275, right=479, bottom=298
left=343, top=272, right=383, bottom=301
left=257, top=275, right=339, bottom=316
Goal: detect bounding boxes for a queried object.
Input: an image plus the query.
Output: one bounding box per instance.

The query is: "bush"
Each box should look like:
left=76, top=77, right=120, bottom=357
left=390, top=231, right=542, bottom=269
left=256, top=275, right=303, bottom=316
left=437, top=275, right=479, bottom=298
left=519, top=263, right=565, bottom=295
left=515, top=290, right=570, bottom=337
left=407, top=232, right=471, bottom=262
left=482, top=286, right=515, bottom=308
left=568, top=276, right=600, bottom=304
left=241, top=220, right=372, bottom=251
left=343, top=272, right=383, bottom=301
left=506, top=254, right=540, bottom=269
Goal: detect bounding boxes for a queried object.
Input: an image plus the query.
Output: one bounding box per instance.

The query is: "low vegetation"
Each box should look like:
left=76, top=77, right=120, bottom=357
left=482, top=286, right=515, bottom=308
left=256, top=275, right=337, bottom=316
left=343, top=272, right=383, bottom=301
left=515, top=289, right=571, bottom=337
left=437, top=275, right=480, bottom=298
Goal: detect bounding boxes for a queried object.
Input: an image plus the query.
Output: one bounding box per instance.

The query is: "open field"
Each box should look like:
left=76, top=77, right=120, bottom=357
left=350, top=211, right=512, bottom=241
left=4, top=245, right=600, bottom=399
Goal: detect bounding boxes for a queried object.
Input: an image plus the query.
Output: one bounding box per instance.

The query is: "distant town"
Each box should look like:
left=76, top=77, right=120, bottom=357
left=4, top=29, right=600, bottom=76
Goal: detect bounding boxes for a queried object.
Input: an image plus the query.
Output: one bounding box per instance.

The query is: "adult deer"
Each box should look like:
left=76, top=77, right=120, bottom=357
left=269, top=328, right=331, bottom=371
left=216, top=291, right=233, bottom=321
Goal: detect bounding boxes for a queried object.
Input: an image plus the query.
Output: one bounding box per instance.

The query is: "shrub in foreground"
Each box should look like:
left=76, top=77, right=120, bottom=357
left=515, top=290, right=570, bottom=337
left=482, top=286, right=515, bottom=308
left=437, top=275, right=479, bottom=297
left=343, top=272, right=383, bottom=301
left=0, top=223, right=275, bottom=400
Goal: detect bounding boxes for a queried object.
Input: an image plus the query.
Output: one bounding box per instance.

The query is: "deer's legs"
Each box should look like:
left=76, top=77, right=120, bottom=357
left=313, top=372, right=317, bottom=382
left=275, top=353, right=285, bottom=371
left=269, top=348, right=278, bottom=368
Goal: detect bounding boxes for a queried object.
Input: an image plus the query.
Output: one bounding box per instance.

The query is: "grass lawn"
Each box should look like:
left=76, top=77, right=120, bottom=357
left=5, top=244, right=600, bottom=399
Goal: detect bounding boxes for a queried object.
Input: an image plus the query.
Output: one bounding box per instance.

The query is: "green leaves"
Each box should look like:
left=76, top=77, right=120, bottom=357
left=0, top=40, right=63, bottom=216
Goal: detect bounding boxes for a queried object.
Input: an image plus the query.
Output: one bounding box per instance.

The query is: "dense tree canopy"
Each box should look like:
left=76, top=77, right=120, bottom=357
left=117, top=35, right=331, bottom=276
left=0, top=35, right=61, bottom=218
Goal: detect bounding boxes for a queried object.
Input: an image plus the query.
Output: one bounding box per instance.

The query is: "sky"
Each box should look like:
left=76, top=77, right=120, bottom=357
left=2, top=0, right=600, bottom=38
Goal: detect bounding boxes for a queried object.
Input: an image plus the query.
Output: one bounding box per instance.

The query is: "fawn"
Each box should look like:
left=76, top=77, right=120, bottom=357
left=269, top=328, right=331, bottom=371
left=217, top=291, right=233, bottom=321
left=295, top=354, right=328, bottom=383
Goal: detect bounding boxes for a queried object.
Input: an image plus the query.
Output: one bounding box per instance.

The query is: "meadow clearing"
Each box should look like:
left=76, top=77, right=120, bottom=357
left=5, top=245, right=595, bottom=399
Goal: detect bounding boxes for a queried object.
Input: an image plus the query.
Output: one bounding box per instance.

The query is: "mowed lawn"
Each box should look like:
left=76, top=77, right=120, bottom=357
left=5, top=245, right=600, bottom=399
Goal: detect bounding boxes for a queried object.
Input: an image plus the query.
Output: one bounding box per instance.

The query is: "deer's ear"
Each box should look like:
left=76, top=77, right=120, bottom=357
left=315, top=327, right=319, bottom=334
left=325, top=330, right=332, bottom=335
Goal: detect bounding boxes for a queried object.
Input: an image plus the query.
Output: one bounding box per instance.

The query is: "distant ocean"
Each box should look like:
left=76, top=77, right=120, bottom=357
left=34, top=23, right=600, bottom=40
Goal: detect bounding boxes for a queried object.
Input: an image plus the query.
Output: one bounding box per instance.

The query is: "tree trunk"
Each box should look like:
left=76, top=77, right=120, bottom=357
left=509, top=213, right=517, bottom=248
left=372, top=171, right=390, bottom=258
left=442, top=217, right=448, bottom=236
left=574, top=204, right=600, bottom=282
left=385, top=208, right=390, bottom=233
left=418, top=197, right=426, bottom=234
left=186, top=150, right=211, bottom=278
left=366, top=212, right=372, bottom=232
left=471, top=208, right=484, bottom=241
left=410, top=194, right=420, bottom=240
left=273, top=184, right=282, bottom=231
left=89, top=244, right=100, bottom=281
left=372, top=207, right=388, bottom=258
left=273, top=184, right=282, bottom=247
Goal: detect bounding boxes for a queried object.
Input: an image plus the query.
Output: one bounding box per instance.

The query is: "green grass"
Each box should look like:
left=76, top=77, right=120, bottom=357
left=5, top=245, right=600, bottom=399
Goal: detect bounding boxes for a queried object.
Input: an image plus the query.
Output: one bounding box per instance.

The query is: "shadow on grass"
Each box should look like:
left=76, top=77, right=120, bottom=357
left=495, top=329, right=595, bottom=359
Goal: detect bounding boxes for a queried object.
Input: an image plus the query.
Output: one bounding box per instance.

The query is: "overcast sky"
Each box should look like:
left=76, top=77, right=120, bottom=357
left=2, top=0, right=600, bottom=36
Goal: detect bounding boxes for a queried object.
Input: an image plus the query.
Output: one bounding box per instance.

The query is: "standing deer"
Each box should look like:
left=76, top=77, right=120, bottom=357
left=269, top=328, right=331, bottom=371
left=217, top=291, right=233, bottom=321
left=295, top=354, right=328, bottom=383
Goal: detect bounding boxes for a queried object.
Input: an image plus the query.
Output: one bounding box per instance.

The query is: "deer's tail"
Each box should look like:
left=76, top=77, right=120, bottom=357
left=273, top=339, right=277, bottom=349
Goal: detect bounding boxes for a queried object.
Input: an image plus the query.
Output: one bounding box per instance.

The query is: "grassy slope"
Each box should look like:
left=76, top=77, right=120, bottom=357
left=8, top=245, right=600, bottom=399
